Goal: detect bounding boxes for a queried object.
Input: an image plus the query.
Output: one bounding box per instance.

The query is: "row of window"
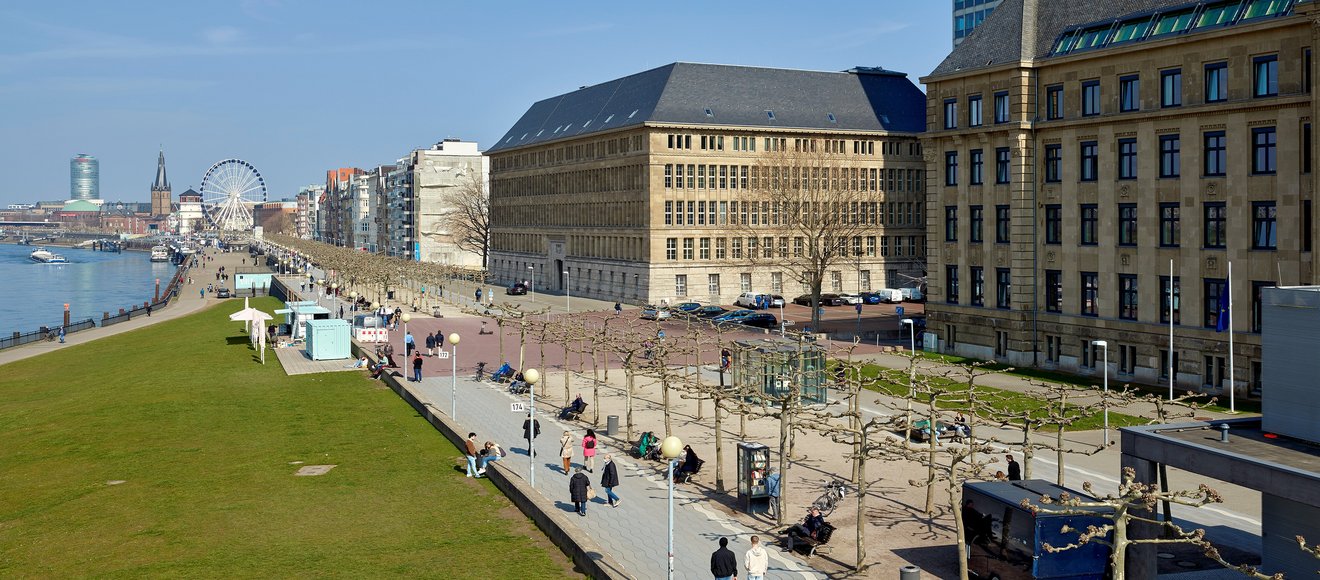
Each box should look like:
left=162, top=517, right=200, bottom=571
left=944, top=123, right=1307, bottom=186
left=945, top=200, right=1290, bottom=250
left=663, top=164, right=924, bottom=193
left=664, top=235, right=925, bottom=260
left=492, top=135, right=645, bottom=171
left=942, top=49, right=1303, bottom=130
left=663, top=200, right=922, bottom=228
left=664, top=133, right=919, bottom=157
left=945, top=266, right=1274, bottom=332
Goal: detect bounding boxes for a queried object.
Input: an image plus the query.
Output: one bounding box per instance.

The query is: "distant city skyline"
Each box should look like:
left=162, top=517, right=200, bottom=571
left=0, top=1, right=951, bottom=206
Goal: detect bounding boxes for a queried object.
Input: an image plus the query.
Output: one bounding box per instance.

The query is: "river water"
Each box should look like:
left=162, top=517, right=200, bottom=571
left=0, top=244, right=177, bottom=335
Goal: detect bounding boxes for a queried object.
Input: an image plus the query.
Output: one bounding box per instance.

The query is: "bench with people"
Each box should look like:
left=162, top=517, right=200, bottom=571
left=558, top=394, right=588, bottom=421
left=783, top=507, right=836, bottom=557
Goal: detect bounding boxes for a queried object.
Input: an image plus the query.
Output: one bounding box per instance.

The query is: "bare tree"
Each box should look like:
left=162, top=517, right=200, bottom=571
left=736, top=144, right=885, bottom=330
left=438, top=175, right=491, bottom=269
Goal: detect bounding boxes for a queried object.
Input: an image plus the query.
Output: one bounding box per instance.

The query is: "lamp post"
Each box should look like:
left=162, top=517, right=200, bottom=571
left=563, top=270, right=571, bottom=313
left=401, top=313, right=412, bottom=360
left=901, top=318, right=916, bottom=354
left=660, top=436, right=685, bottom=580
left=525, top=368, right=541, bottom=487
left=449, top=333, right=461, bottom=418
left=901, top=318, right=917, bottom=442
left=527, top=265, right=536, bottom=303
left=349, top=291, right=358, bottom=312
left=331, top=283, right=339, bottom=315
left=1091, top=339, right=1110, bottom=447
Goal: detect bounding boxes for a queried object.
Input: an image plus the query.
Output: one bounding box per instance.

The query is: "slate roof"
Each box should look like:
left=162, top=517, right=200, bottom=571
left=487, top=62, right=926, bottom=153
left=929, top=0, right=1193, bottom=78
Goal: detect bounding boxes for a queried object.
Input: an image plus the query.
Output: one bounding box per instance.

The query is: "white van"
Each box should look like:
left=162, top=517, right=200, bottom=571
left=900, top=287, right=924, bottom=302
left=734, top=292, right=769, bottom=309
left=875, top=289, right=904, bottom=303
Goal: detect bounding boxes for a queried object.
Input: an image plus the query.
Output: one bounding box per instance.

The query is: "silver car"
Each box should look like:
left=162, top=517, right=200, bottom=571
left=640, top=306, right=672, bottom=320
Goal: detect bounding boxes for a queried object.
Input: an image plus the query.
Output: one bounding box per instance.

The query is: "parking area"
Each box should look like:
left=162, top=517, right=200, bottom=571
left=644, top=295, right=926, bottom=340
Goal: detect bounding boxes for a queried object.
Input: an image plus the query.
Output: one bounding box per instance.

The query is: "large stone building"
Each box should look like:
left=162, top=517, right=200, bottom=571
left=922, top=0, right=1310, bottom=397
left=953, top=0, right=1005, bottom=46
left=385, top=140, right=489, bottom=266
left=486, top=62, right=927, bottom=305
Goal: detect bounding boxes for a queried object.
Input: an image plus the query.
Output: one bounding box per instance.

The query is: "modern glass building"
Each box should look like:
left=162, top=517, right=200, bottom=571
left=70, top=154, right=99, bottom=200
left=953, top=0, right=1003, bottom=46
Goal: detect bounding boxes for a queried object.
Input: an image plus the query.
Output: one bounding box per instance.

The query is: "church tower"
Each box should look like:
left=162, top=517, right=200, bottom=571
left=150, top=149, right=172, bottom=216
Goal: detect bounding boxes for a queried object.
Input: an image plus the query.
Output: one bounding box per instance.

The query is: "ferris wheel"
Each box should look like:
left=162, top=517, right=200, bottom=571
left=199, top=158, right=267, bottom=230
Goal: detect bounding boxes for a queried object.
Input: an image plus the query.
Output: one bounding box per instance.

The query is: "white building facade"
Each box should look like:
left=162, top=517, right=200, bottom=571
left=386, top=139, right=488, bottom=267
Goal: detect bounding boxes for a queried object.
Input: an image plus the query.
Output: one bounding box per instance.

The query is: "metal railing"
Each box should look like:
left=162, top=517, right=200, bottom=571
left=0, top=318, right=95, bottom=350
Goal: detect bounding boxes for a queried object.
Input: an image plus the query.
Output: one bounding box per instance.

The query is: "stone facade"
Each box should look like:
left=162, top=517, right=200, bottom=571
left=922, top=0, right=1315, bottom=396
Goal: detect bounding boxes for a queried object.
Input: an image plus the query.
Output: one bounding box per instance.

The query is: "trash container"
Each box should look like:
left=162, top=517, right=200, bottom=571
left=606, top=415, right=619, bottom=437
left=899, top=565, right=921, bottom=580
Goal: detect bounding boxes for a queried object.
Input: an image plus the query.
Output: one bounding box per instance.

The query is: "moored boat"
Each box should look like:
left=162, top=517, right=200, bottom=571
left=30, top=247, right=68, bottom=264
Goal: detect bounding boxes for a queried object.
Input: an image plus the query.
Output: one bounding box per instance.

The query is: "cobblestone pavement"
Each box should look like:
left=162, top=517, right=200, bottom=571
left=408, top=372, right=825, bottom=580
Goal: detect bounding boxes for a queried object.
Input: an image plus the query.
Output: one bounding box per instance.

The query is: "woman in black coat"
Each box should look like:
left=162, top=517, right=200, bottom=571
left=569, top=467, right=591, bottom=516
left=600, top=454, right=621, bottom=507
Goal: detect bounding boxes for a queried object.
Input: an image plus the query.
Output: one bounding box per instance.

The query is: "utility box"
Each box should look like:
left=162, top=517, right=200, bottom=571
left=736, top=442, right=771, bottom=514
left=304, top=319, right=351, bottom=360
left=962, top=480, right=1113, bottom=580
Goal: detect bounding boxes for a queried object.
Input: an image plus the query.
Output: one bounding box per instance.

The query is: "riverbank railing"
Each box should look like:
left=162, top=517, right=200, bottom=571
left=1, top=318, right=95, bottom=350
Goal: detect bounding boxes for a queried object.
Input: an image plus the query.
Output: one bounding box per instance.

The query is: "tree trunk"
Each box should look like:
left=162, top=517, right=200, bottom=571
left=924, top=396, right=938, bottom=515
left=1112, top=507, right=1129, bottom=579
left=563, top=340, right=571, bottom=404
left=776, top=396, right=791, bottom=528
left=1021, top=421, right=1035, bottom=480
left=662, top=368, right=672, bottom=436
left=714, top=393, right=725, bottom=493
left=951, top=457, right=970, bottom=580
left=855, top=439, right=869, bottom=571
left=625, top=368, right=636, bottom=442
left=591, top=346, right=601, bottom=426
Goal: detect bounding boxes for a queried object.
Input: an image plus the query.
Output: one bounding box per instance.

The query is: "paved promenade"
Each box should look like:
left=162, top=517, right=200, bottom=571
left=406, top=372, right=823, bottom=579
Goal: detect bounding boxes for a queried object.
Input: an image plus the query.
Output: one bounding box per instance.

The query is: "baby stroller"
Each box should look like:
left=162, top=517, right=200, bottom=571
left=491, top=362, right=514, bottom=383
left=508, top=373, right=530, bottom=395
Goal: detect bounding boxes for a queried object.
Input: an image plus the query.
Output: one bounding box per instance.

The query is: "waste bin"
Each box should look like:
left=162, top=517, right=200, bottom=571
left=606, top=415, right=619, bottom=437
left=899, top=565, right=921, bottom=580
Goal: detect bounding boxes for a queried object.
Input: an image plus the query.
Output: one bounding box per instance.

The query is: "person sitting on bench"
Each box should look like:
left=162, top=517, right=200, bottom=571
left=673, top=445, right=703, bottom=482
left=785, top=507, right=827, bottom=553
left=559, top=394, right=587, bottom=419
left=508, top=372, right=528, bottom=393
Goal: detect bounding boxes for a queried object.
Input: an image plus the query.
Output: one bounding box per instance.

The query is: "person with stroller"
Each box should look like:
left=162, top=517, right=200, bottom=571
left=491, top=362, right=514, bottom=383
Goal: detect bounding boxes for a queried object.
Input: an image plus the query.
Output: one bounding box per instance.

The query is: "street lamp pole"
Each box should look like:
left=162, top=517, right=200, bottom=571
left=450, top=333, right=460, bottom=419
left=563, top=270, right=570, bottom=313
left=660, top=436, right=684, bottom=580
left=401, top=313, right=411, bottom=361
left=525, top=368, right=542, bottom=488
left=528, top=265, right=536, bottom=303
left=1091, top=340, right=1110, bottom=447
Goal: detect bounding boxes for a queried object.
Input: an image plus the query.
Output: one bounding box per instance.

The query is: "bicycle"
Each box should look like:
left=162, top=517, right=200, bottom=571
left=473, top=362, right=487, bottom=381
left=812, top=478, right=849, bottom=516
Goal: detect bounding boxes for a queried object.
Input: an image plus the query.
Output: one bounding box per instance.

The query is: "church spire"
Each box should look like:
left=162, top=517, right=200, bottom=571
left=152, top=148, right=170, bottom=192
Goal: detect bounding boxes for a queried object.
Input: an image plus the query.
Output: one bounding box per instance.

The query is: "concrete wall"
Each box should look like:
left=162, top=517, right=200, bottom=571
left=1262, top=493, right=1320, bottom=578
left=1261, top=287, right=1320, bottom=443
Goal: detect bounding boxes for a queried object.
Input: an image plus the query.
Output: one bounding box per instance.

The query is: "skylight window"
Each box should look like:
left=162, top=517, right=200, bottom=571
left=1243, top=0, right=1291, bottom=19
left=536, top=130, right=544, bottom=137
left=628, top=109, right=638, bottom=118
left=766, top=110, right=776, bottom=120
left=1111, top=16, right=1152, bottom=43
left=521, top=133, right=528, bottom=140
left=604, top=114, right=614, bottom=123
left=1151, top=9, right=1196, bottom=36
left=1195, top=1, right=1243, bottom=28
left=705, top=108, right=713, bottom=117
left=1072, top=25, right=1112, bottom=51
left=828, top=113, right=837, bottom=123
left=583, top=120, right=591, bottom=127
left=1052, top=31, right=1076, bottom=54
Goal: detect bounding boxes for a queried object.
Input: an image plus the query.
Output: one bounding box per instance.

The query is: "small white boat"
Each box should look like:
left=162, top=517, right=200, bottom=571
left=150, top=245, right=171, bottom=262
left=30, top=247, right=68, bottom=264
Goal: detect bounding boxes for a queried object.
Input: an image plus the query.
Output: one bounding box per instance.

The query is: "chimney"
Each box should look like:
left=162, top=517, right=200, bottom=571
left=1019, top=0, right=1039, bottom=63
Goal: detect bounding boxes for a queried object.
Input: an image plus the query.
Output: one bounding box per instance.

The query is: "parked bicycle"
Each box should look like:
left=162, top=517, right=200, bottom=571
left=474, top=361, right=487, bottom=381
left=812, top=478, right=849, bottom=516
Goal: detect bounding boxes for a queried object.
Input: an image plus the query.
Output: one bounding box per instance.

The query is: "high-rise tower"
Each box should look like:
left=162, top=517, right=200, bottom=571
left=150, top=149, right=172, bottom=216
left=70, top=154, right=99, bottom=200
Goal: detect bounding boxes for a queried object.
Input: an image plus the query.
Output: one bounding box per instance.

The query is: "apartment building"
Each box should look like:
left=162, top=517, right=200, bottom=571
left=486, top=62, right=927, bottom=305
left=385, top=140, right=488, bottom=266
left=922, top=0, right=1310, bottom=397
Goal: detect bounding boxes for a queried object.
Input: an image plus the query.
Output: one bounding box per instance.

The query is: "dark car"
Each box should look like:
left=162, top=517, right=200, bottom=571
left=672, top=301, right=702, bottom=312
left=739, top=313, right=779, bottom=329
left=216, top=287, right=232, bottom=298
left=859, top=291, right=885, bottom=305
left=692, top=305, right=729, bottom=319
left=794, top=294, right=845, bottom=306
left=506, top=283, right=528, bottom=295
left=711, top=309, right=756, bottom=324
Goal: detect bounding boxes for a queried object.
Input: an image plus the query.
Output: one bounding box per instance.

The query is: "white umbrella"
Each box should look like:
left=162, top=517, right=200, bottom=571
left=229, top=299, right=273, bottom=344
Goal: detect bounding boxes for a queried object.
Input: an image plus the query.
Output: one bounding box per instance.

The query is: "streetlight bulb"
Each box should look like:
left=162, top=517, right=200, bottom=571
left=660, top=436, right=684, bottom=459
left=401, top=313, right=411, bottom=323
left=448, top=333, right=460, bottom=345
left=371, top=302, right=379, bottom=310
left=523, top=368, right=540, bottom=385
left=350, top=291, right=357, bottom=299
left=331, top=283, right=339, bottom=290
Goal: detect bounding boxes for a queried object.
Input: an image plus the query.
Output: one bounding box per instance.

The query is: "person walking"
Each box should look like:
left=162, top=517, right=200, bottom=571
left=436, top=330, right=444, bottom=351
left=569, top=467, right=591, bottom=517
left=475, top=288, right=482, bottom=303
left=522, top=414, right=541, bottom=457
left=710, top=537, right=738, bottom=580
left=425, top=332, right=436, bottom=357
left=614, top=302, right=622, bottom=316
left=559, top=431, right=574, bottom=474
left=1005, top=454, right=1022, bottom=481
left=57, top=325, right=65, bottom=344
left=600, top=454, right=621, bottom=507
left=411, top=352, right=423, bottom=382
left=765, top=468, right=781, bottom=519
left=464, top=433, right=480, bottom=478
left=582, top=428, right=599, bottom=473
left=404, top=331, right=415, bottom=357
left=146, top=304, right=152, bottom=317
left=744, top=536, right=768, bottom=580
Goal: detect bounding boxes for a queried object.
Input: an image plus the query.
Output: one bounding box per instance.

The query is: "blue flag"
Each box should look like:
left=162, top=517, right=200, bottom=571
left=1215, top=281, right=1230, bottom=332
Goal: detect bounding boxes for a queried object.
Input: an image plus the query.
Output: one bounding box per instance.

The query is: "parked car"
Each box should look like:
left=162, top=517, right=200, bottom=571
left=792, top=293, right=846, bottom=306
left=738, top=313, right=779, bottom=329
left=769, top=295, right=786, bottom=308
left=640, top=306, right=672, bottom=320
left=874, top=288, right=904, bottom=303
left=838, top=293, right=863, bottom=305
left=711, top=310, right=756, bottom=325
left=506, top=283, right=528, bottom=295
left=734, top=292, right=775, bottom=309
left=859, top=291, right=885, bottom=305
left=691, top=305, right=729, bottom=319
left=672, top=301, right=703, bottom=313
left=901, top=287, right=925, bottom=302
left=216, top=287, right=232, bottom=298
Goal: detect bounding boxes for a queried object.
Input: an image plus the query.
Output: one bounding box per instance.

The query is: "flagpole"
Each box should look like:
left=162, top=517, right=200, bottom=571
left=1169, top=258, right=1174, bottom=401
left=1228, top=261, right=1235, bottom=413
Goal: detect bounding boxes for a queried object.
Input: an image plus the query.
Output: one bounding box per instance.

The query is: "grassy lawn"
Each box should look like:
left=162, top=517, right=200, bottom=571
left=0, top=298, right=576, bottom=579
left=912, top=352, right=1260, bottom=415
left=850, top=362, right=1149, bottom=431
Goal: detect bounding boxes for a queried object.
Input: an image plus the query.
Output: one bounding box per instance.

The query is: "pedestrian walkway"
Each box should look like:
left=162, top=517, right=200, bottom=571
left=0, top=249, right=255, bottom=367
left=406, top=373, right=824, bottom=580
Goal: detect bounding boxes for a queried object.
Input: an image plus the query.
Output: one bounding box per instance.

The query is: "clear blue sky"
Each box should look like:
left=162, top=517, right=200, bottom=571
left=0, top=1, right=951, bottom=206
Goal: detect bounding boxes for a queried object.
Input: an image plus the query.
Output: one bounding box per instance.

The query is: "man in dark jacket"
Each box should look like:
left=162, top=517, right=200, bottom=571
left=569, top=467, right=591, bottom=516
left=600, top=454, right=621, bottom=507
left=424, top=332, right=436, bottom=357
left=1005, top=454, right=1022, bottom=481
left=522, top=414, right=540, bottom=457
left=710, top=537, right=738, bottom=580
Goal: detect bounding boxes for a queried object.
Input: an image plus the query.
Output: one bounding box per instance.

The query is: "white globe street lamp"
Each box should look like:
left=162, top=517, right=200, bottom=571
left=524, top=367, right=541, bottom=487
left=449, top=332, right=460, bottom=419
left=1091, top=339, right=1110, bottom=447
left=660, top=435, right=685, bottom=580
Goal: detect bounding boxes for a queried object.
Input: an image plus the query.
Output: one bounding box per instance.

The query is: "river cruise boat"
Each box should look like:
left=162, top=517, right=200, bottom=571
left=29, top=247, right=68, bottom=264
left=150, top=245, right=171, bottom=262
